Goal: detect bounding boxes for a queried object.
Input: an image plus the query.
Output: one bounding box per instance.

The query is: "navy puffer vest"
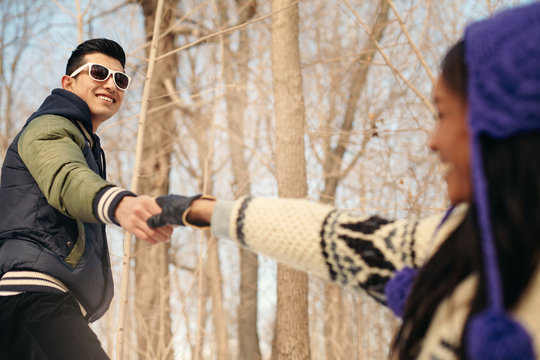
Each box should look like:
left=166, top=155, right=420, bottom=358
left=0, top=89, right=113, bottom=322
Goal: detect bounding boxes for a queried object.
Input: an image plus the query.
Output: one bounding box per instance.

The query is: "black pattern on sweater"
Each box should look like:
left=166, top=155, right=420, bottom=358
left=236, top=196, right=254, bottom=247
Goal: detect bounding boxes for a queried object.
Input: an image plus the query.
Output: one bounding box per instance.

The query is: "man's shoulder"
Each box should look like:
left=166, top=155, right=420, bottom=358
left=26, top=113, right=79, bottom=131
left=20, top=114, right=87, bottom=148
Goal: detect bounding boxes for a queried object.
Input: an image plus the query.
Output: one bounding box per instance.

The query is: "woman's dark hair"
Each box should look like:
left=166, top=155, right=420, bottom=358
left=440, top=39, right=467, bottom=101
left=65, top=38, right=126, bottom=75
left=391, top=39, right=540, bottom=359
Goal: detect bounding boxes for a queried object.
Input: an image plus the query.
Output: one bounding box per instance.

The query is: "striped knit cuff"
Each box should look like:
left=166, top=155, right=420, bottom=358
left=0, top=271, right=88, bottom=317
left=94, top=186, right=136, bottom=226
left=0, top=271, right=68, bottom=295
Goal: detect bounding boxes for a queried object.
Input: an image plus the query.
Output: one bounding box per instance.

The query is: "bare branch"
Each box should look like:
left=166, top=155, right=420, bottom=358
left=341, top=0, right=436, bottom=115
left=163, top=78, right=195, bottom=117
left=156, top=1, right=299, bottom=61
left=51, top=0, right=76, bottom=17
left=87, top=1, right=132, bottom=23
left=387, top=0, right=436, bottom=85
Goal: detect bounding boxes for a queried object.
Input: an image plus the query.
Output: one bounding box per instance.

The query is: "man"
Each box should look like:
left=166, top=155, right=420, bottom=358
left=0, top=38, right=172, bottom=359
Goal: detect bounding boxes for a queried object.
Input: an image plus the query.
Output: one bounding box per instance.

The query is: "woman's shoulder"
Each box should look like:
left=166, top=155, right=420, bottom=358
left=513, top=263, right=540, bottom=356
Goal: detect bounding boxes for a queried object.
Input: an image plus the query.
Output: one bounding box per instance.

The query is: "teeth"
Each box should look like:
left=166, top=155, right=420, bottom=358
left=97, top=95, right=113, bottom=103
left=439, top=163, right=452, bottom=176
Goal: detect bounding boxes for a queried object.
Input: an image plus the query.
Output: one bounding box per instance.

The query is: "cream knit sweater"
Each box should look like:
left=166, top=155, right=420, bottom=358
left=210, top=197, right=540, bottom=359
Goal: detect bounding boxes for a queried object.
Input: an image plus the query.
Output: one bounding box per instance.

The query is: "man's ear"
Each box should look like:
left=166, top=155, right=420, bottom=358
left=61, top=75, right=74, bottom=91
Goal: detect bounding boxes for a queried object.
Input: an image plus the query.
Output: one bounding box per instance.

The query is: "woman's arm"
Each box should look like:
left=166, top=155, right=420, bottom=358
left=152, top=195, right=466, bottom=303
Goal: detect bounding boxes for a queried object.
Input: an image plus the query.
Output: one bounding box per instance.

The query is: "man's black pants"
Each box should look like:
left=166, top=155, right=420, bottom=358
left=0, top=292, right=109, bottom=359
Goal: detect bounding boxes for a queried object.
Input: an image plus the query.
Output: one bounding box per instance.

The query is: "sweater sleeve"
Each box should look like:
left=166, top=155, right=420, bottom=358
left=18, top=115, right=132, bottom=224
left=211, top=197, right=467, bottom=303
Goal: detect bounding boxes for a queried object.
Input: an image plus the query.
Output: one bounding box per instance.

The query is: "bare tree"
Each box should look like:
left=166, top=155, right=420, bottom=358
left=133, top=0, right=178, bottom=358
left=52, top=0, right=92, bottom=43
left=315, top=1, right=390, bottom=358
left=216, top=0, right=262, bottom=359
left=271, top=0, right=311, bottom=359
left=0, top=0, right=48, bottom=160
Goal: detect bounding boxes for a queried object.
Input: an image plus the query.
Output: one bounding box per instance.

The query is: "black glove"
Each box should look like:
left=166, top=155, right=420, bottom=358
left=147, top=194, right=207, bottom=228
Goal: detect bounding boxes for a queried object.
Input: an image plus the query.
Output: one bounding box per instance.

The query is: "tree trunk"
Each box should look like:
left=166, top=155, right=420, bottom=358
left=271, top=1, right=310, bottom=359
left=194, top=268, right=209, bottom=360
left=323, top=284, right=344, bottom=360
left=320, top=1, right=390, bottom=358
left=216, top=0, right=262, bottom=359
left=186, top=101, right=228, bottom=359
left=135, top=1, right=178, bottom=358
left=238, top=250, right=260, bottom=359
left=206, top=236, right=229, bottom=360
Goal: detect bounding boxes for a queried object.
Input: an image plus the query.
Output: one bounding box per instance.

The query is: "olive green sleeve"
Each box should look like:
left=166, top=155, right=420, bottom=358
left=18, top=115, right=114, bottom=222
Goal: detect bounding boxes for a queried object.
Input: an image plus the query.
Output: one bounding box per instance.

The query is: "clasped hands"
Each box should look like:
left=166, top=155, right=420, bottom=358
left=115, top=194, right=215, bottom=244
left=147, top=194, right=215, bottom=229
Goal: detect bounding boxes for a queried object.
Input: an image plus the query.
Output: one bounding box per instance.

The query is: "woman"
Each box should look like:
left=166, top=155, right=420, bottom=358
left=150, top=3, right=540, bottom=359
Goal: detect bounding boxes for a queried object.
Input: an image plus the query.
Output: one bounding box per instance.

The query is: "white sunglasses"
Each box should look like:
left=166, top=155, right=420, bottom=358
left=69, top=62, right=131, bottom=90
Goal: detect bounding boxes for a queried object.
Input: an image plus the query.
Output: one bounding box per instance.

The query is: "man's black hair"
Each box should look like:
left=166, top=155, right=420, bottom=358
left=65, top=38, right=126, bottom=75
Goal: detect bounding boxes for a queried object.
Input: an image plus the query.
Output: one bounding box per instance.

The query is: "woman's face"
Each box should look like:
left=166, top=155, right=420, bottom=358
left=429, top=76, right=472, bottom=205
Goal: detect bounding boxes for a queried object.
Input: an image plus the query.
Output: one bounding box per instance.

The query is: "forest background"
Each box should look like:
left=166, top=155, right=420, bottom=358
left=0, top=0, right=531, bottom=359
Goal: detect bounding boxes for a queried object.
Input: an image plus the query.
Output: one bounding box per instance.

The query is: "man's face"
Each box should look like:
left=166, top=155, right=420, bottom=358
left=429, top=76, right=471, bottom=205
left=62, top=52, right=125, bottom=132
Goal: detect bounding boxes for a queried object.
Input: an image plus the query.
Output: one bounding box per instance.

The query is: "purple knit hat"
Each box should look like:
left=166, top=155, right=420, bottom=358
left=464, top=3, right=540, bottom=359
